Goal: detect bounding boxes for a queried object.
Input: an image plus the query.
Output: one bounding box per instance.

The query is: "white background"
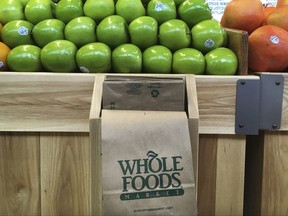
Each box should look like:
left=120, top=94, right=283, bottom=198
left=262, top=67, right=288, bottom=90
left=206, top=0, right=277, bottom=21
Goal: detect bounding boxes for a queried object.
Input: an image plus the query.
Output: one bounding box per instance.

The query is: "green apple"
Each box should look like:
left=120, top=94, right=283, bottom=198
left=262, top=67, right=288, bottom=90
left=1, top=20, right=35, bottom=48
left=116, top=0, right=146, bottom=24
left=41, top=40, right=77, bottom=72
left=24, top=0, right=54, bottom=25
left=191, top=19, right=224, bottom=54
left=112, top=43, right=142, bottom=73
left=0, top=0, right=25, bottom=25
left=205, top=47, right=238, bottom=75
left=128, top=16, right=158, bottom=51
left=7, top=45, right=42, bottom=72
left=32, top=19, right=65, bottom=48
left=65, top=16, right=96, bottom=48
left=159, top=19, right=191, bottom=52
left=147, top=0, right=177, bottom=25
left=178, top=0, right=212, bottom=28
left=172, top=48, right=205, bottom=74
left=143, top=45, right=172, bottom=73
left=97, top=15, right=129, bottom=49
left=76, top=42, right=111, bottom=73
left=54, top=0, right=83, bottom=24
left=83, top=0, right=114, bottom=24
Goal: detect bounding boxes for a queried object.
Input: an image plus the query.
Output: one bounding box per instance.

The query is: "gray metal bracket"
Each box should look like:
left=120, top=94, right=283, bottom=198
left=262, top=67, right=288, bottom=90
left=235, top=74, right=284, bottom=135
left=235, top=79, right=261, bottom=135
left=259, top=74, right=284, bottom=130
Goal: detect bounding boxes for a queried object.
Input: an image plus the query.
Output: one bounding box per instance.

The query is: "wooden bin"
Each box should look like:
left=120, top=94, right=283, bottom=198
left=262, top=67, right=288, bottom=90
left=0, top=72, right=96, bottom=215
left=0, top=72, right=259, bottom=216
left=244, top=72, right=288, bottom=216
left=0, top=73, right=199, bottom=215
left=0, top=28, right=249, bottom=216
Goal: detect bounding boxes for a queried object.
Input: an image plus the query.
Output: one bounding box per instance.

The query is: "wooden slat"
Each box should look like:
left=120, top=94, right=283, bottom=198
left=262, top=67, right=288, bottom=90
left=245, top=132, right=288, bottom=216
left=40, top=132, right=90, bottom=215
left=186, top=75, right=200, bottom=193
left=196, top=75, right=260, bottom=134
left=89, top=74, right=105, bottom=216
left=198, top=135, right=217, bottom=215
left=0, top=132, right=40, bottom=215
left=260, top=131, right=288, bottom=215
left=0, top=72, right=94, bottom=132
left=214, top=135, right=246, bottom=216
left=280, top=73, right=288, bottom=130
left=198, top=134, right=246, bottom=216
left=244, top=133, right=264, bottom=215
left=225, top=28, right=249, bottom=75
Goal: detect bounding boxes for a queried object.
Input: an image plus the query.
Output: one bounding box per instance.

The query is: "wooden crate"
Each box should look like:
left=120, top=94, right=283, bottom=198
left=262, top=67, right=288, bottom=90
left=0, top=73, right=258, bottom=216
left=0, top=28, right=249, bottom=215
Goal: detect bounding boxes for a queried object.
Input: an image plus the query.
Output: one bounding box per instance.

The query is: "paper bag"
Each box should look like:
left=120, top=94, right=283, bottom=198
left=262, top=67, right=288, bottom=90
left=102, top=76, right=185, bottom=111
left=101, top=109, right=197, bottom=216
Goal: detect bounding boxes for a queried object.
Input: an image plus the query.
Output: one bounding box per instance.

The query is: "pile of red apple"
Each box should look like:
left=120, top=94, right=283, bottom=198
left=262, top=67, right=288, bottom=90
left=0, top=0, right=238, bottom=75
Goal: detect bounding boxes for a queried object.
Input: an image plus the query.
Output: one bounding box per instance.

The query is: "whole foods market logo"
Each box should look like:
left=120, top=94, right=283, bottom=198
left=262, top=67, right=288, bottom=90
left=118, top=151, right=184, bottom=201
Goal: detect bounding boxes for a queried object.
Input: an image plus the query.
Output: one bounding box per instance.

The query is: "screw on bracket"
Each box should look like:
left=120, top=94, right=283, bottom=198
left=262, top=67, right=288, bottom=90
left=239, top=123, right=244, bottom=128
left=272, top=124, right=278, bottom=129
left=240, top=80, right=246, bottom=85
left=275, top=81, right=281, bottom=86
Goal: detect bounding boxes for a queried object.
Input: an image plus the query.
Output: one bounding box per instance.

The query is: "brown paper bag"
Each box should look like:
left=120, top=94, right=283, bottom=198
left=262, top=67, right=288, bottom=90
left=101, top=109, right=197, bottom=216
left=102, top=76, right=185, bottom=111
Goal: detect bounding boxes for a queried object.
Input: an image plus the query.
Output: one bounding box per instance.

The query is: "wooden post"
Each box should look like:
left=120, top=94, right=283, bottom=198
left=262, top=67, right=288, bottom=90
left=196, top=76, right=259, bottom=215
left=245, top=73, right=288, bottom=216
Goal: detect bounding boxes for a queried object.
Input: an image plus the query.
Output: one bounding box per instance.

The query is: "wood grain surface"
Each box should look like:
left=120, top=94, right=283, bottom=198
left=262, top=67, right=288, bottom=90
left=198, top=134, right=246, bottom=216
left=0, top=132, right=40, bottom=215
left=261, top=131, right=288, bottom=215
left=0, top=72, right=94, bottom=132
left=196, top=75, right=260, bottom=134
left=225, top=28, right=249, bottom=75
left=280, top=73, right=288, bottom=130
left=40, top=132, right=90, bottom=215
left=89, top=75, right=105, bottom=216
left=186, top=75, right=200, bottom=192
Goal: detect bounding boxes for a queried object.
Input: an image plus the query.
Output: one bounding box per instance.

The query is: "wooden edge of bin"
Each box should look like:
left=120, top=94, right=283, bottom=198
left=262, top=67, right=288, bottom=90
left=196, top=75, right=260, bottom=135
left=89, top=74, right=105, bottom=216
left=224, top=27, right=249, bottom=76
left=279, top=73, right=288, bottom=131
left=0, top=72, right=95, bottom=132
left=186, top=75, right=200, bottom=195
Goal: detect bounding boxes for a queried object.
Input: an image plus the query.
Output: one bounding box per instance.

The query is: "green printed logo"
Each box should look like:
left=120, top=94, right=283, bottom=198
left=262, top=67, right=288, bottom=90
left=117, top=151, right=184, bottom=201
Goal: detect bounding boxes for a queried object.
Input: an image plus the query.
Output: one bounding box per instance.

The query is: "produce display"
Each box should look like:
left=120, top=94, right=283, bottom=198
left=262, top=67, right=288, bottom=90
left=221, top=0, right=288, bottom=72
left=0, top=0, right=239, bottom=74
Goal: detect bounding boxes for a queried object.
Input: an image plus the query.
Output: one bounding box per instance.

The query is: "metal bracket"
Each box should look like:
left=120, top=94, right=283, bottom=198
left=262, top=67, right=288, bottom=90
left=235, top=74, right=284, bottom=135
left=259, top=74, right=284, bottom=130
left=235, top=79, right=261, bottom=135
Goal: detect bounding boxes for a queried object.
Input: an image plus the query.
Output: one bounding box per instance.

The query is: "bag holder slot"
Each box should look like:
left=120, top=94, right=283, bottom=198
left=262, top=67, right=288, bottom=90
left=89, top=74, right=199, bottom=215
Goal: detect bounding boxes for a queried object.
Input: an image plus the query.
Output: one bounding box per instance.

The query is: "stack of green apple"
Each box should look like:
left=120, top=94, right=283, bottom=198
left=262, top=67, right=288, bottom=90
left=0, top=0, right=238, bottom=75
